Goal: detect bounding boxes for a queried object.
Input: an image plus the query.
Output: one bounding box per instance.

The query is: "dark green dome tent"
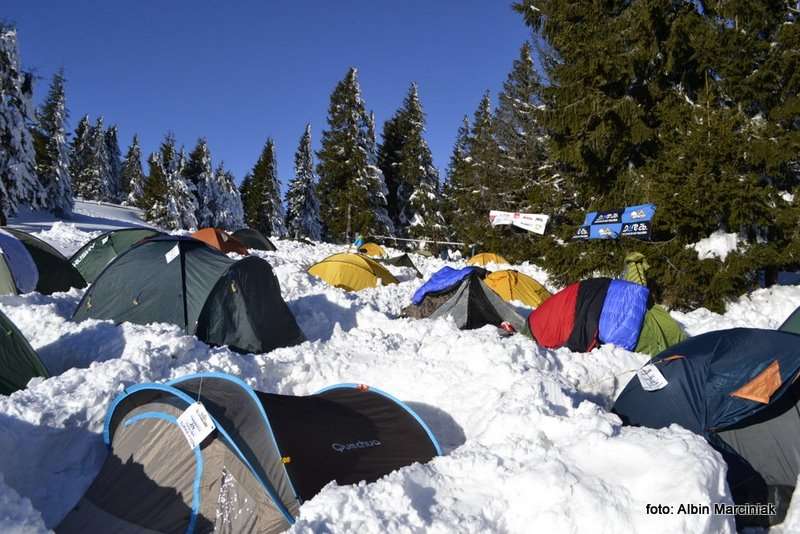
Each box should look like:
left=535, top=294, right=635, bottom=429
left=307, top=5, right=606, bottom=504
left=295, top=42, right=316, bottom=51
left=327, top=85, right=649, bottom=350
left=0, top=307, right=48, bottom=395
left=2, top=228, right=86, bottom=294
left=57, top=372, right=441, bottom=534
left=70, top=227, right=162, bottom=283
left=72, top=236, right=305, bottom=354
left=780, top=306, right=800, bottom=336
left=232, top=228, right=277, bottom=251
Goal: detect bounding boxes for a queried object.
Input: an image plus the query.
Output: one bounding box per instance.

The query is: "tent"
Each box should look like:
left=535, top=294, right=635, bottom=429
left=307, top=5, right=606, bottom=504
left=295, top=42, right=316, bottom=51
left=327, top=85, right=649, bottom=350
left=403, top=267, right=526, bottom=332
left=376, top=254, right=423, bottom=278
left=232, top=228, right=277, bottom=252
left=779, top=306, right=800, bottom=336
left=635, top=304, right=688, bottom=355
left=307, top=253, right=398, bottom=291
left=622, top=251, right=649, bottom=286
left=191, top=228, right=250, bottom=255
left=614, top=329, right=800, bottom=527
left=466, top=252, right=508, bottom=267
left=0, top=307, right=48, bottom=395
left=1, top=228, right=86, bottom=295
left=484, top=270, right=551, bottom=308
left=70, top=228, right=162, bottom=283
left=358, top=242, right=386, bottom=258
left=73, top=236, right=305, bottom=354
left=0, top=229, right=38, bottom=294
left=58, top=372, right=441, bottom=533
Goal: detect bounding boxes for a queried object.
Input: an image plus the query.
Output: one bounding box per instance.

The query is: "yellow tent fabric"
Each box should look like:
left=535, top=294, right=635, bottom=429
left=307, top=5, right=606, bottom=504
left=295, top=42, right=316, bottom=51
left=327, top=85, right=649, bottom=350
left=467, top=252, right=509, bottom=267
left=308, top=253, right=398, bottom=291
left=485, top=270, right=551, bottom=308
left=358, top=242, right=386, bottom=258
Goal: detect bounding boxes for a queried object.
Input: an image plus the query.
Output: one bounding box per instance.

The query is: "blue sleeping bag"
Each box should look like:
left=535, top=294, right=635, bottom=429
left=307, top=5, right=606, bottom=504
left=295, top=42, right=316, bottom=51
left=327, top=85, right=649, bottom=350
left=598, top=279, right=649, bottom=350
left=412, top=266, right=480, bottom=305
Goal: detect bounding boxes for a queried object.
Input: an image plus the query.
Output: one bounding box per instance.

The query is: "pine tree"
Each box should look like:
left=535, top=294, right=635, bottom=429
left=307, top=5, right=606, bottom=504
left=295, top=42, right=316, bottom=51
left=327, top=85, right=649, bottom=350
left=441, top=115, right=472, bottom=240
left=285, top=124, right=322, bottom=240
left=212, top=162, right=245, bottom=231
left=104, top=125, right=123, bottom=202
left=245, top=138, right=286, bottom=237
left=143, top=151, right=169, bottom=226
left=32, top=69, right=73, bottom=217
left=143, top=133, right=197, bottom=229
left=68, top=115, right=91, bottom=199
left=0, top=25, right=42, bottom=222
left=182, top=138, right=214, bottom=227
left=72, top=116, right=112, bottom=201
left=121, top=135, right=146, bottom=207
left=166, top=146, right=198, bottom=230
left=316, top=67, right=393, bottom=242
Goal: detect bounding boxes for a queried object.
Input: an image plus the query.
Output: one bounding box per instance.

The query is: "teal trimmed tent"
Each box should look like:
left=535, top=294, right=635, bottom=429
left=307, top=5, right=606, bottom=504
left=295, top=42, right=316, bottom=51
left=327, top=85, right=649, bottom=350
left=1, top=228, right=86, bottom=294
left=70, top=227, right=162, bottom=283
left=72, top=236, right=305, bottom=354
left=57, top=372, right=441, bottom=533
left=0, top=307, right=47, bottom=395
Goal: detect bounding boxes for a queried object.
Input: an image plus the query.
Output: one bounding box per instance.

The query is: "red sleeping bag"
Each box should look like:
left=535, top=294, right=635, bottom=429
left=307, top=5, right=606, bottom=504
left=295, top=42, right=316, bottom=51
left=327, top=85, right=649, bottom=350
left=528, top=282, right=579, bottom=348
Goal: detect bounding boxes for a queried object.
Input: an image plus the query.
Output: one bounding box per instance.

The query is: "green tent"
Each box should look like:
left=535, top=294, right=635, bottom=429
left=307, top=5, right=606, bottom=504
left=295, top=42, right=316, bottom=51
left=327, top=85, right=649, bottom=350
left=779, top=307, right=800, bottom=336
left=0, top=308, right=47, bottom=395
left=3, top=228, right=86, bottom=294
left=73, top=236, right=305, bottom=354
left=634, top=304, right=688, bottom=356
left=70, top=227, right=162, bottom=283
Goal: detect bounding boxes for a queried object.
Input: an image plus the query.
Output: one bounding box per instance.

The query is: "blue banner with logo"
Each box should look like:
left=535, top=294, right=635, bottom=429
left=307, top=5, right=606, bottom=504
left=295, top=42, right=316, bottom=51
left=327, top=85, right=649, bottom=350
left=572, top=204, right=656, bottom=241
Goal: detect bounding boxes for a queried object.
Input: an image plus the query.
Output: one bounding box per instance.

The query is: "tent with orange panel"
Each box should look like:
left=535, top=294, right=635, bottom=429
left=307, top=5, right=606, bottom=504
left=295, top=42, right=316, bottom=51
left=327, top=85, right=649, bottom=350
left=484, top=270, right=551, bottom=308
left=191, top=228, right=250, bottom=255
left=466, top=252, right=508, bottom=267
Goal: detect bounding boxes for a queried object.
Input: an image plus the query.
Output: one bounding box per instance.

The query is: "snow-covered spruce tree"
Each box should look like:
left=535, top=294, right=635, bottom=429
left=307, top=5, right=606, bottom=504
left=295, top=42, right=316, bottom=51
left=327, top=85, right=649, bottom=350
left=143, top=133, right=197, bottom=230
left=182, top=138, right=214, bottom=227
left=212, top=162, right=245, bottom=231
left=285, top=124, right=322, bottom=240
left=32, top=69, right=73, bottom=217
left=316, top=67, right=393, bottom=241
left=103, top=125, right=123, bottom=202
left=377, top=82, right=441, bottom=240
left=441, top=115, right=471, bottom=240
left=68, top=115, right=91, bottom=199
left=143, top=151, right=169, bottom=226
left=245, top=138, right=286, bottom=237
left=166, top=146, right=198, bottom=230
left=0, top=24, right=42, bottom=222
left=72, top=116, right=112, bottom=201
left=121, top=135, right=146, bottom=207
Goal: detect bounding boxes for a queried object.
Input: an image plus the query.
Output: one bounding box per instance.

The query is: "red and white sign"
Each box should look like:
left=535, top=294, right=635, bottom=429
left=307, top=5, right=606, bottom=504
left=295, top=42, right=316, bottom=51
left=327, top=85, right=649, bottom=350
left=489, top=210, right=549, bottom=235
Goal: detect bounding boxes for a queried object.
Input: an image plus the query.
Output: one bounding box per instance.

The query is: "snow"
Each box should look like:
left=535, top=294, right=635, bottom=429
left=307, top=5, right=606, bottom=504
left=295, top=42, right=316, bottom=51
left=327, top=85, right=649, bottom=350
left=688, top=231, right=742, bottom=261
left=0, top=208, right=799, bottom=532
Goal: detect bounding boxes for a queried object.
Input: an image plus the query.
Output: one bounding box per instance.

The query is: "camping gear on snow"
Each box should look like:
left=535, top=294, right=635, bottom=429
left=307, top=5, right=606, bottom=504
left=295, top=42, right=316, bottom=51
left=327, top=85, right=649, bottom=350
left=353, top=232, right=365, bottom=249
left=466, top=252, right=508, bottom=267
left=622, top=251, right=649, bottom=286
left=779, top=306, right=800, bottom=336
left=614, top=328, right=800, bottom=527
left=0, top=229, right=38, bottom=294
left=404, top=267, right=526, bottom=332
left=527, top=278, right=681, bottom=354
left=70, top=227, right=162, bottom=283
left=572, top=203, right=656, bottom=241
left=307, top=253, right=398, bottom=291
left=376, top=253, right=422, bottom=278
left=191, top=228, right=250, bottom=255
left=1, top=228, right=86, bottom=294
left=484, top=270, right=551, bottom=308
left=232, top=228, right=277, bottom=252
left=0, top=307, right=48, bottom=395
left=358, top=242, right=386, bottom=258
left=57, top=372, right=441, bottom=534
left=72, top=236, right=304, bottom=354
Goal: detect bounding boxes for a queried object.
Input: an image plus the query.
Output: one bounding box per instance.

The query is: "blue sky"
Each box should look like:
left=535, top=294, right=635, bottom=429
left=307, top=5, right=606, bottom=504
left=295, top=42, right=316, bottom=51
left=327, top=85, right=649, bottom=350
left=5, top=1, right=530, bottom=190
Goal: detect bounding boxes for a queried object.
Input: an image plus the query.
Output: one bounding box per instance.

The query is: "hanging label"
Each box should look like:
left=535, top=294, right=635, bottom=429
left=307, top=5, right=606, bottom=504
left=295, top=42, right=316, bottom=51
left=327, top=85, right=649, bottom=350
left=101, top=236, right=109, bottom=245
left=177, top=402, right=216, bottom=449
left=165, top=244, right=180, bottom=264
left=637, top=364, right=669, bottom=391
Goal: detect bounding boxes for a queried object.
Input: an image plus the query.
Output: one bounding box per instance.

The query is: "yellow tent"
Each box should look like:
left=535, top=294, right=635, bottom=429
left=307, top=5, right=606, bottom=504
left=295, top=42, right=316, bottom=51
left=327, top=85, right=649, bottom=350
left=358, top=242, right=386, bottom=258
left=467, top=252, right=509, bottom=267
left=308, top=253, right=398, bottom=291
left=484, top=270, right=551, bottom=308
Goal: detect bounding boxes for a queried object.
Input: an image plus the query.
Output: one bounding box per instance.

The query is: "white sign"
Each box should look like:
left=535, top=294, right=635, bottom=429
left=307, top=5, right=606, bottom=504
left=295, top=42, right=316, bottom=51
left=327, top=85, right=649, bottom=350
left=489, top=210, right=549, bottom=235
left=177, top=402, right=216, bottom=449
left=164, top=244, right=180, bottom=264
left=637, top=364, right=669, bottom=392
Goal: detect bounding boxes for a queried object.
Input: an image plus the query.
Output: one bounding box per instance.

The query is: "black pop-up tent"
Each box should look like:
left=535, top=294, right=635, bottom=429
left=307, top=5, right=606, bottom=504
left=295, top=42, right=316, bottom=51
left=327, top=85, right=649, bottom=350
left=232, top=228, right=277, bottom=252
left=0, top=307, right=48, bottom=395
left=72, top=236, right=305, bottom=354
left=57, top=372, right=441, bottom=533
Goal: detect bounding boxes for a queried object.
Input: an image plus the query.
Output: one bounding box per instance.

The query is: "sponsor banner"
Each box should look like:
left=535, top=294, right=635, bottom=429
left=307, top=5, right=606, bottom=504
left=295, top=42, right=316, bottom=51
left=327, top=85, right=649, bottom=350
left=573, top=204, right=656, bottom=241
left=489, top=210, right=549, bottom=235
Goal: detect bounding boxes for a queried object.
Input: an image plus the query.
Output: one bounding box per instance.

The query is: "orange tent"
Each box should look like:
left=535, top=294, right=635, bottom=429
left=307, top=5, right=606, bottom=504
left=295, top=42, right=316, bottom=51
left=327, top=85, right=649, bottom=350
left=191, top=228, right=250, bottom=255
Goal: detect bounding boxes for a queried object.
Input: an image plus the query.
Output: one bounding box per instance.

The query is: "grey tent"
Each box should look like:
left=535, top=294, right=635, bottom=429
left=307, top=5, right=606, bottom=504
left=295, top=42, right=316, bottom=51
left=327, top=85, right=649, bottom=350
left=377, top=254, right=423, bottom=278
left=779, top=306, right=800, bottom=336
left=232, top=228, right=277, bottom=251
left=72, top=236, right=304, bottom=354
left=58, top=372, right=441, bottom=534
left=404, top=272, right=526, bottom=332
left=0, top=307, right=47, bottom=395
left=70, top=227, right=162, bottom=283
left=1, top=228, right=86, bottom=294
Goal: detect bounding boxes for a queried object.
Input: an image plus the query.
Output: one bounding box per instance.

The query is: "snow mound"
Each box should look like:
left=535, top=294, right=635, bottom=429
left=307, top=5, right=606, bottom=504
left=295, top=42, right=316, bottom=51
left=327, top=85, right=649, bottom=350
left=688, top=231, right=742, bottom=261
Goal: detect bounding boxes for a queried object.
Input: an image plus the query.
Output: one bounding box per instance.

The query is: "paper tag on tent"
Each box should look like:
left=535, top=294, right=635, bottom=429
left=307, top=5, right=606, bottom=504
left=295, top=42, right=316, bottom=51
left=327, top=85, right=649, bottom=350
left=637, top=364, right=668, bottom=391
left=177, top=402, right=215, bottom=449
left=165, top=244, right=180, bottom=264
left=101, top=236, right=109, bottom=245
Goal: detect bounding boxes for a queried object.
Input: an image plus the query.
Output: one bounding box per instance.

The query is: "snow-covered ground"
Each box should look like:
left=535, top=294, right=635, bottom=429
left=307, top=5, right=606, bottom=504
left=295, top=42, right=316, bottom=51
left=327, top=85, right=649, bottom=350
left=1, top=208, right=800, bottom=533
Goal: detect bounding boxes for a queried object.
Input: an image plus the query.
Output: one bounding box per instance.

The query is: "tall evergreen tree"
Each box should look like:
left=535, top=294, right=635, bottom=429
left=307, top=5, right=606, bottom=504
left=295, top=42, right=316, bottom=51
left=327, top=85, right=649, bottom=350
left=166, top=146, right=198, bottom=230
left=285, top=124, right=322, bottom=240
left=143, top=133, right=196, bottom=229
left=441, top=115, right=472, bottom=240
left=182, top=138, right=214, bottom=227
left=104, top=125, right=123, bottom=202
left=121, top=135, right=146, bottom=207
left=143, top=151, right=169, bottom=226
left=32, top=69, right=73, bottom=216
left=245, top=138, right=286, bottom=237
left=212, top=162, right=245, bottom=231
left=316, top=67, right=393, bottom=241
left=0, top=25, right=42, bottom=222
